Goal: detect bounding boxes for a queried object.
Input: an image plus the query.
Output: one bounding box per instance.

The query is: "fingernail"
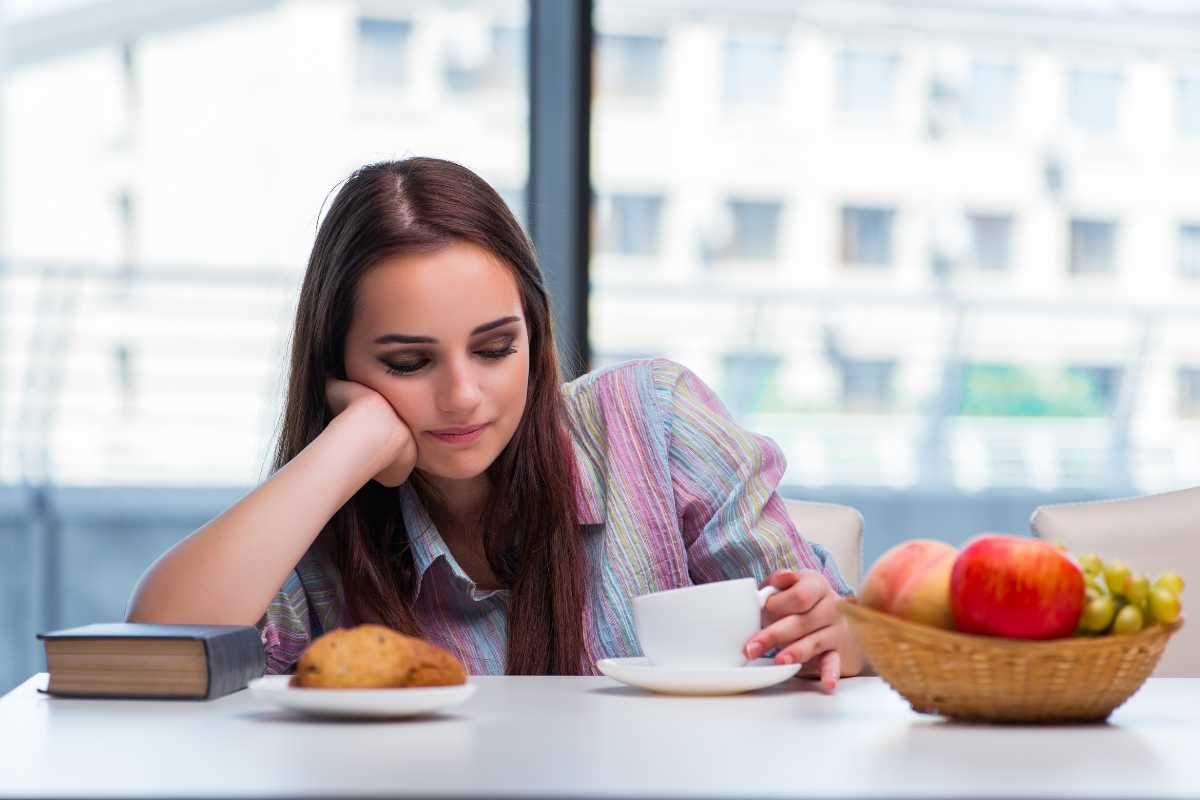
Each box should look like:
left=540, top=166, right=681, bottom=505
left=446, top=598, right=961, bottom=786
left=778, top=652, right=795, bottom=665
left=746, top=641, right=763, bottom=659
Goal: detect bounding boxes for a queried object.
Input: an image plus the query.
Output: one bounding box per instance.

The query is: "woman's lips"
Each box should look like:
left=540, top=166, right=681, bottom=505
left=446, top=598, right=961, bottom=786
left=428, top=424, right=488, bottom=445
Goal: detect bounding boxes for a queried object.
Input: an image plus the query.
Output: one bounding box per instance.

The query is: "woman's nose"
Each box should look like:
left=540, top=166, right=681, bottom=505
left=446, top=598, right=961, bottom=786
left=436, top=359, right=482, bottom=414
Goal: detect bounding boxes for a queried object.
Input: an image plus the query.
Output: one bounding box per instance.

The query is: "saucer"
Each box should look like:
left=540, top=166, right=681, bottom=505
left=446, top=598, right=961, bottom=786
left=248, top=675, right=476, bottom=719
left=595, top=657, right=801, bottom=696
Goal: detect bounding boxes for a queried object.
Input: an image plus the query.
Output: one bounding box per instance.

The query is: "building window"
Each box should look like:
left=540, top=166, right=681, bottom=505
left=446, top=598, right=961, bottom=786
left=1069, top=218, right=1118, bottom=275
left=968, top=213, right=1012, bottom=271
left=444, top=26, right=525, bottom=94
left=1068, top=69, right=1121, bottom=133
left=598, top=34, right=664, bottom=98
left=723, top=35, right=786, bottom=103
left=598, top=193, right=664, bottom=256
left=720, top=352, right=782, bottom=417
left=1066, top=365, right=1123, bottom=415
left=841, top=206, right=894, bottom=267
left=113, top=342, right=135, bottom=417
left=1177, top=76, right=1200, bottom=136
left=840, top=359, right=896, bottom=412
left=115, top=188, right=136, bottom=258
left=962, top=62, right=1016, bottom=127
left=1179, top=367, right=1200, bottom=417
left=120, top=41, right=138, bottom=116
left=961, top=363, right=1114, bottom=417
left=722, top=199, right=782, bottom=260
left=1181, top=224, right=1200, bottom=277
left=356, top=17, right=413, bottom=86
left=838, top=50, right=898, bottom=116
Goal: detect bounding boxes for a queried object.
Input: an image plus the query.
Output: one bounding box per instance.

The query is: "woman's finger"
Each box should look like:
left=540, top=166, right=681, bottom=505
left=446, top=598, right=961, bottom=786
left=772, top=623, right=834, bottom=666
left=818, top=650, right=840, bottom=693
left=325, top=377, right=376, bottom=417
left=744, top=593, right=837, bottom=659
left=762, top=570, right=829, bottom=620
left=763, top=569, right=803, bottom=591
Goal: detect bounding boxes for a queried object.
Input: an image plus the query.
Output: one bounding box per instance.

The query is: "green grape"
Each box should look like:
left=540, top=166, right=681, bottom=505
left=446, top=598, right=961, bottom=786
left=1112, top=603, right=1144, bottom=635
left=1125, top=575, right=1150, bottom=608
left=1154, top=572, right=1185, bottom=597
left=1105, top=560, right=1132, bottom=599
left=1085, top=573, right=1108, bottom=595
left=1079, top=592, right=1117, bottom=633
left=1149, top=586, right=1182, bottom=625
left=1079, top=553, right=1104, bottom=576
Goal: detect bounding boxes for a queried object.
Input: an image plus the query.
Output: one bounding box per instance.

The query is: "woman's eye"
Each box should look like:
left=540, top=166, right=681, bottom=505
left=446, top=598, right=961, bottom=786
left=478, top=345, right=517, bottom=360
left=382, top=359, right=428, bottom=376
left=380, top=345, right=515, bottom=375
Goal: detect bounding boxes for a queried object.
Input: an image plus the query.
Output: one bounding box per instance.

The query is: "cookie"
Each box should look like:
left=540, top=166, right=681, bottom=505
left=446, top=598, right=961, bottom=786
left=404, top=639, right=469, bottom=687
left=290, top=624, right=414, bottom=689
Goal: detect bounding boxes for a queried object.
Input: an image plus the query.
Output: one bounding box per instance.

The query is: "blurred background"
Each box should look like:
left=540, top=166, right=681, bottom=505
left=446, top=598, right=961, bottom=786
left=3, top=0, right=1200, bottom=692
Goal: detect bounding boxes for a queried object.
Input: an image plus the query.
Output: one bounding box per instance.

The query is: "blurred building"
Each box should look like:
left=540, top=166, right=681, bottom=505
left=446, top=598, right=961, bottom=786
left=589, top=0, right=1200, bottom=493
left=3, top=0, right=529, bottom=485
left=6, top=0, right=1200, bottom=495
left=4, top=0, right=1200, bottom=690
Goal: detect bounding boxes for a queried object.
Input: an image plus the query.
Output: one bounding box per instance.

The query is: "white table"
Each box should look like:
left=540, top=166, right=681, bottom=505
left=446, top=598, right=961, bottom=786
left=2, top=674, right=1199, bottom=799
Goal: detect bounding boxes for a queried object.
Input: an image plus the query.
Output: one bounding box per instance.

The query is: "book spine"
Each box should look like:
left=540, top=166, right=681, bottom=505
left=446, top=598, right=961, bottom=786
left=203, top=628, right=266, bottom=699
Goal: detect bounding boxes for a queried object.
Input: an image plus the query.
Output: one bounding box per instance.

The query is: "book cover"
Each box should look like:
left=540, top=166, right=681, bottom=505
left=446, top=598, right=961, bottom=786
left=38, top=623, right=266, bottom=700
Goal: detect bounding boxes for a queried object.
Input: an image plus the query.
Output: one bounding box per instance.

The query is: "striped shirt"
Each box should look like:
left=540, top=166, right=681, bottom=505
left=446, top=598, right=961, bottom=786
left=257, top=358, right=852, bottom=675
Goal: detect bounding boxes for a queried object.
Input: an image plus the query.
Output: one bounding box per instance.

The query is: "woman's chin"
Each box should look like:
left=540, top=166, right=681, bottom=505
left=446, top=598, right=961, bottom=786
left=419, top=457, right=493, bottom=483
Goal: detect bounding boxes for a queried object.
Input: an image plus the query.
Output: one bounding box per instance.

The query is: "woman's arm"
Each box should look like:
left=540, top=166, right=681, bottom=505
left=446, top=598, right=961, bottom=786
left=126, top=390, right=413, bottom=625
left=652, top=360, right=850, bottom=592
left=651, top=359, right=864, bottom=688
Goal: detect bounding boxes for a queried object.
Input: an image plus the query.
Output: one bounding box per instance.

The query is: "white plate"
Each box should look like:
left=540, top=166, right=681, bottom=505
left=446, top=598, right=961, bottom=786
left=247, top=675, right=476, bottom=718
left=595, top=657, right=801, bottom=696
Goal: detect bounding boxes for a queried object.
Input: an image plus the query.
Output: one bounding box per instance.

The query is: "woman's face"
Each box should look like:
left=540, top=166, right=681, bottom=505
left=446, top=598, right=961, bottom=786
left=343, top=241, right=531, bottom=485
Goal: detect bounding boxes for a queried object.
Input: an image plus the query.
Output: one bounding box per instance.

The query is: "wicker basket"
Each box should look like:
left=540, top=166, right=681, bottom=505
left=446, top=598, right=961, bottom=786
left=840, top=599, right=1184, bottom=723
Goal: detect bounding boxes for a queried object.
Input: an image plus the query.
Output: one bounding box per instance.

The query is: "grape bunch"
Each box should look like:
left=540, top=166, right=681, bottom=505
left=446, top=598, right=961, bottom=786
left=1074, top=553, right=1184, bottom=635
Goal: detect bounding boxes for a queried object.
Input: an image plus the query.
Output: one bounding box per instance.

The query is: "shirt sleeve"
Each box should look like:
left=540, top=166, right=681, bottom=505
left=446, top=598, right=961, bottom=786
left=255, top=569, right=313, bottom=675
left=652, top=359, right=853, bottom=597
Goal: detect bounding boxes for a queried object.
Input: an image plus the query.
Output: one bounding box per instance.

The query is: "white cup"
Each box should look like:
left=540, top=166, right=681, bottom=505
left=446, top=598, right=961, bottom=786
left=632, top=578, right=779, bottom=668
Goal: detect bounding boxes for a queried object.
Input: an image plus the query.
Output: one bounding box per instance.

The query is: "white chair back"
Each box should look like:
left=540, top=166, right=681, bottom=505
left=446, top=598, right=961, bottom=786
left=1031, top=487, right=1199, bottom=677
left=782, top=498, right=863, bottom=591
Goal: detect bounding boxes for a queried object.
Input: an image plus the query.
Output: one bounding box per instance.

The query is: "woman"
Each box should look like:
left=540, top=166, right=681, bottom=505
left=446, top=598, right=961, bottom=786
left=127, top=157, right=865, bottom=690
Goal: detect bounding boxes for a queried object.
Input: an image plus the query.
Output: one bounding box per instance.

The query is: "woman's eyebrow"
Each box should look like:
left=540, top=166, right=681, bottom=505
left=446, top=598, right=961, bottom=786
left=372, top=315, right=522, bottom=345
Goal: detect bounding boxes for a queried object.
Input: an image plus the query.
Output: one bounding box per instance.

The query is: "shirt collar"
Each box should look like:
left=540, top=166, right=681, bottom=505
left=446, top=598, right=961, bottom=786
left=397, top=482, right=452, bottom=594
left=398, top=440, right=606, bottom=601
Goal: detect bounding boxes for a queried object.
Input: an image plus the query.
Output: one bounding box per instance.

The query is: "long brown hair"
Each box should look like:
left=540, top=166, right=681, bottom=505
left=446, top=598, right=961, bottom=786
left=273, top=158, right=587, bottom=674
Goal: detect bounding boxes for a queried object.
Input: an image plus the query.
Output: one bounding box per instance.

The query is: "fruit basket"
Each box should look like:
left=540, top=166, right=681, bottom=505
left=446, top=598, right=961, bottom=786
left=840, top=599, right=1184, bottom=724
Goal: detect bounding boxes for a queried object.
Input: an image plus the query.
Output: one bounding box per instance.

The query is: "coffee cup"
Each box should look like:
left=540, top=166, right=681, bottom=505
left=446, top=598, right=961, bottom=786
left=632, top=578, right=779, bottom=668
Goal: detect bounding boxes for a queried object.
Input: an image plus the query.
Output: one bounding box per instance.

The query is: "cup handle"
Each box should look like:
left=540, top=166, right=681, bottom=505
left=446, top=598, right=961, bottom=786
left=756, top=585, right=779, bottom=607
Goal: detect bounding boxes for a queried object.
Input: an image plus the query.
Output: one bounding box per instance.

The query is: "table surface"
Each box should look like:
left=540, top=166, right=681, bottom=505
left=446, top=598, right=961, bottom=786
left=2, top=674, right=1199, bottom=799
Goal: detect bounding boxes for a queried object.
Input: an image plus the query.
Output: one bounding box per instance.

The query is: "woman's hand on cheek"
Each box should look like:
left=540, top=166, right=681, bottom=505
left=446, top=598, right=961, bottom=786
left=742, top=569, right=866, bottom=693
left=325, top=378, right=418, bottom=487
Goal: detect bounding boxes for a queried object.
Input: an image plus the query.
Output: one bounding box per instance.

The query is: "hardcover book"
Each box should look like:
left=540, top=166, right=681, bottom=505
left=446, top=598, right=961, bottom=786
left=37, top=623, right=265, bottom=700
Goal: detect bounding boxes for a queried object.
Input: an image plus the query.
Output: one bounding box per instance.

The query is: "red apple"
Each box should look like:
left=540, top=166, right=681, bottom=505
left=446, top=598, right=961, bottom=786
left=860, top=540, right=958, bottom=630
left=950, top=534, right=1085, bottom=639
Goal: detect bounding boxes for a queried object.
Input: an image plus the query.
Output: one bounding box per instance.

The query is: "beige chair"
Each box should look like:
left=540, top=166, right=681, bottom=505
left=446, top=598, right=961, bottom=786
left=1030, top=487, right=1198, bottom=677
left=783, top=498, right=863, bottom=591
